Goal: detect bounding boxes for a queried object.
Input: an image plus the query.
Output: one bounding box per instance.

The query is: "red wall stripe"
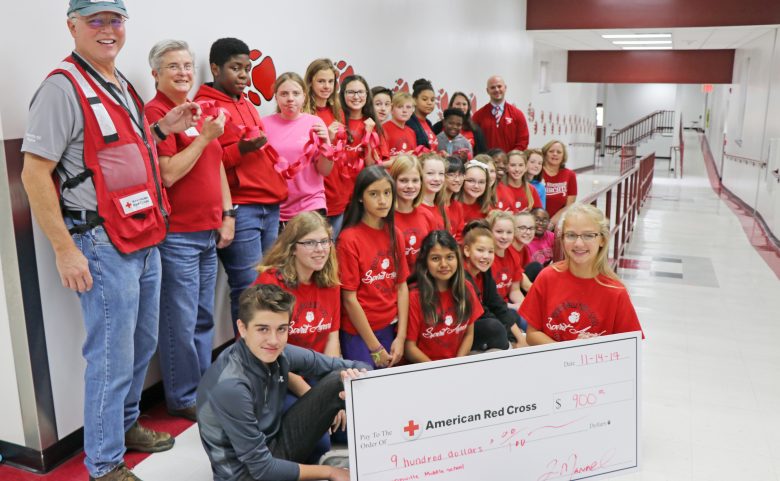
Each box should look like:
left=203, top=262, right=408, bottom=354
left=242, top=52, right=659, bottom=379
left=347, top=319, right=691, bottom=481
left=567, top=50, right=735, bottom=83
left=527, top=0, right=780, bottom=30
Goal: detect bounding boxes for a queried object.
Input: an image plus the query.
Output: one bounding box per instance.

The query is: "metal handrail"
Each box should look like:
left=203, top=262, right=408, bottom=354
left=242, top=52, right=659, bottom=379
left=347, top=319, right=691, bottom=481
left=568, top=142, right=597, bottom=147
left=606, top=110, right=675, bottom=154
left=723, top=153, right=767, bottom=168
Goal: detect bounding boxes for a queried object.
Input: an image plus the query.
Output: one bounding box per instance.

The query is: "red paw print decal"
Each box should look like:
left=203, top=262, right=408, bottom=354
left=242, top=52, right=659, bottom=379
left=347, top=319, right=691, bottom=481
left=436, top=88, right=449, bottom=120
left=543, top=123, right=547, bottom=135
left=533, top=121, right=538, bottom=134
left=548, top=111, right=553, bottom=123
left=527, top=103, right=535, bottom=123
left=393, top=78, right=409, bottom=93
left=336, top=60, right=355, bottom=84
left=247, top=49, right=276, bottom=106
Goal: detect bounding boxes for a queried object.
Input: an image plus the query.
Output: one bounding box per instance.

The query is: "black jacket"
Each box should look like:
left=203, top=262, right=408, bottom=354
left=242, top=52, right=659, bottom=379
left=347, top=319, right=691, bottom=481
left=465, top=268, right=514, bottom=330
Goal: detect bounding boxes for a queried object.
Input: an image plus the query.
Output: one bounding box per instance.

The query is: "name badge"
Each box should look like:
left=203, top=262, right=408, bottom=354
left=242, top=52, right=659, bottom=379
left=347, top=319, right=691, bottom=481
left=184, top=126, right=200, bottom=137
left=119, top=190, right=153, bottom=215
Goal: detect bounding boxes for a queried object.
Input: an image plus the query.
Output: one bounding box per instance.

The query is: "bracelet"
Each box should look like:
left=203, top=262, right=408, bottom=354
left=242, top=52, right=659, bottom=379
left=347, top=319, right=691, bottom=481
left=369, top=345, right=385, bottom=364
left=152, top=122, right=167, bottom=141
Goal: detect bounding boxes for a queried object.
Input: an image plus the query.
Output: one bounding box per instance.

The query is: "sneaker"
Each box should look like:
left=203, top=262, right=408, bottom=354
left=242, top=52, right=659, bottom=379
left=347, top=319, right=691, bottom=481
left=124, top=421, right=175, bottom=453
left=167, top=405, right=197, bottom=422
left=89, top=463, right=141, bottom=481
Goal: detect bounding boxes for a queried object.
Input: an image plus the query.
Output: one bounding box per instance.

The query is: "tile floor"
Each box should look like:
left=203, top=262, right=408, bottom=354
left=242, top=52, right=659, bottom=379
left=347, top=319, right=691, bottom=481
left=66, top=134, right=780, bottom=480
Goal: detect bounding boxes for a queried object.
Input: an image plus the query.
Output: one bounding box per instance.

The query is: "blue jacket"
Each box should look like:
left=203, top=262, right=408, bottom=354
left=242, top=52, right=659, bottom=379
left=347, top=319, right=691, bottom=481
left=406, top=114, right=435, bottom=148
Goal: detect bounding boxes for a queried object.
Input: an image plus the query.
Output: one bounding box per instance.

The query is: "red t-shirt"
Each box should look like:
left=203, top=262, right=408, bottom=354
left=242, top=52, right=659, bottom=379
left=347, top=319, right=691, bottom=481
left=315, top=105, right=337, bottom=127
left=395, top=208, right=438, bottom=273
left=337, top=222, right=409, bottom=334
left=495, top=183, right=514, bottom=212
left=510, top=244, right=531, bottom=268
left=324, top=117, right=369, bottom=216
left=520, top=265, right=643, bottom=342
left=407, top=284, right=483, bottom=361
left=144, top=91, right=223, bottom=233
left=491, top=248, right=524, bottom=301
left=446, top=201, right=465, bottom=241
left=460, top=201, right=485, bottom=224
left=416, top=203, right=446, bottom=231
left=543, top=168, right=578, bottom=218
left=417, top=115, right=439, bottom=152
left=254, top=269, right=340, bottom=353
left=384, top=121, right=418, bottom=157
left=193, top=84, right=287, bottom=205
left=461, top=129, right=475, bottom=149
left=498, top=182, right=542, bottom=212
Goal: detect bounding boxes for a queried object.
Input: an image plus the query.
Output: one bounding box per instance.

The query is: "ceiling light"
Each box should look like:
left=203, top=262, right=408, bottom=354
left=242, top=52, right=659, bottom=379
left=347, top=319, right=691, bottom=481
left=612, top=40, right=673, bottom=45
left=602, top=33, right=672, bottom=39
left=621, top=46, right=673, bottom=50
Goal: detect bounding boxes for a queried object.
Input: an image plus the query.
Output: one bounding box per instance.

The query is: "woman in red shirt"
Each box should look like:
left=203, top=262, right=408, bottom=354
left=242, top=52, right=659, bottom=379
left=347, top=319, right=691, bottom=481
left=542, top=140, right=577, bottom=227
left=521, top=203, right=643, bottom=344
left=405, top=230, right=482, bottom=362
left=337, top=166, right=408, bottom=368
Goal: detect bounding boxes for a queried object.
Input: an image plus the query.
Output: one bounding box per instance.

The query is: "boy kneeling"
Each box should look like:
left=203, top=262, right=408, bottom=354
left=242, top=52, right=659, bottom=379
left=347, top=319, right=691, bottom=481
left=197, top=284, right=367, bottom=481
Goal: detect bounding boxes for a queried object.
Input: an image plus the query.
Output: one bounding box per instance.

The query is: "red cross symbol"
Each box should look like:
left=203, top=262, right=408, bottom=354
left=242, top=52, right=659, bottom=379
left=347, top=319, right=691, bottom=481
left=403, top=420, right=420, bottom=438
left=125, top=201, right=132, bottom=209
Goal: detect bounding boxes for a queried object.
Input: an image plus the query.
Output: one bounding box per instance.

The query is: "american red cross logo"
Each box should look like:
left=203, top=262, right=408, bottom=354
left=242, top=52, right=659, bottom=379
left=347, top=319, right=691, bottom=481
left=403, top=420, right=420, bottom=438
left=125, top=201, right=132, bottom=209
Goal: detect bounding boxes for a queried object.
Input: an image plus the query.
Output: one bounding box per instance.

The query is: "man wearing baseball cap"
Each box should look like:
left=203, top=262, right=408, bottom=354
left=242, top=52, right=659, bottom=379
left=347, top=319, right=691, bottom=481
left=21, top=2, right=200, bottom=480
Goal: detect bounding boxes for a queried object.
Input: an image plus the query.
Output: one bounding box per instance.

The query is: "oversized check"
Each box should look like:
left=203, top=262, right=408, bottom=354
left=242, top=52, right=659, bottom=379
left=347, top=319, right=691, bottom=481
left=344, top=332, right=641, bottom=481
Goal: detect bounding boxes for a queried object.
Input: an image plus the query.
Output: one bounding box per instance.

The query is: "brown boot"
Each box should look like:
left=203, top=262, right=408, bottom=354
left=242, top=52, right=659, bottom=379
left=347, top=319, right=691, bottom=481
left=88, top=463, right=141, bottom=481
left=124, top=421, right=174, bottom=453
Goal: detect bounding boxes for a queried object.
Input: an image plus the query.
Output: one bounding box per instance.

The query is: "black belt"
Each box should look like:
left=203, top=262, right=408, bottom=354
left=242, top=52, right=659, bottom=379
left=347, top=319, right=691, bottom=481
left=63, top=210, right=104, bottom=234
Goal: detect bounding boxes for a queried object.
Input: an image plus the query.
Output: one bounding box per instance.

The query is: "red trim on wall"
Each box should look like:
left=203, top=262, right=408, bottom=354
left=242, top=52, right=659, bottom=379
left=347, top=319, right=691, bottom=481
left=527, top=0, right=780, bottom=30
left=699, top=135, right=780, bottom=280
left=567, top=50, right=735, bottom=84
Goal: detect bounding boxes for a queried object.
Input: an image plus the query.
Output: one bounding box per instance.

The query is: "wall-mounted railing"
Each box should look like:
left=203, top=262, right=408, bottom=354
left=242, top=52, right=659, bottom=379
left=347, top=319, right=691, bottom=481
left=722, top=152, right=768, bottom=216
left=606, top=110, right=675, bottom=154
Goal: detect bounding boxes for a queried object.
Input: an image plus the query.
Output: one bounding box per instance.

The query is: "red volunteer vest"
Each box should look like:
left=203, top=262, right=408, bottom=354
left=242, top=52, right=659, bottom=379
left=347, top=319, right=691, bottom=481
left=50, top=55, right=169, bottom=253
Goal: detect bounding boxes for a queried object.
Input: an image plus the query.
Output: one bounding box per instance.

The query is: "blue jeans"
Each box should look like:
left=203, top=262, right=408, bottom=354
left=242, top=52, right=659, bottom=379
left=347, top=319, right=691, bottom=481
left=217, top=203, right=280, bottom=326
left=327, top=213, right=344, bottom=239
left=158, top=230, right=217, bottom=410
left=67, top=222, right=161, bottom=478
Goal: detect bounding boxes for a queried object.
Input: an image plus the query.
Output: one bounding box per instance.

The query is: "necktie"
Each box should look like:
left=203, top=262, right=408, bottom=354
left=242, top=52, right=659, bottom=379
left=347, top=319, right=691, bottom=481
left=492, top=104, right=502, bottom=126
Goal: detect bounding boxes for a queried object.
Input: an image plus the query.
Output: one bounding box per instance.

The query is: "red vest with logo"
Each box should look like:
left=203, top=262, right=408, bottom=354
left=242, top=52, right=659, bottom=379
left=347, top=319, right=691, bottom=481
left=50, top=56, right=169, bottom=253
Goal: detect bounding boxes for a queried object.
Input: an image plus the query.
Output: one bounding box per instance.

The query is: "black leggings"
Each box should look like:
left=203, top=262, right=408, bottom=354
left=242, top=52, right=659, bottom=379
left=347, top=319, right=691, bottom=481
left=472, top=316, right=510, bottom=351
left=524, top=261, right=543, bottom=283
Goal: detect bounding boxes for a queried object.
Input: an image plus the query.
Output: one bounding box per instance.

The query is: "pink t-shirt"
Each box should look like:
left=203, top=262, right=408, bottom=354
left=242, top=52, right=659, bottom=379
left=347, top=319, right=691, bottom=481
left=527, top=231, right=555, bottom=264
left=263, top=113, right=328, bottom=221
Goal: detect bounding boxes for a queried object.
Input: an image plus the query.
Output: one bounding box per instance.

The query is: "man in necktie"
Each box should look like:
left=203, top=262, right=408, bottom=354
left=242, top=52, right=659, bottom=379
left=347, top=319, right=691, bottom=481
left=473, top=75, right=530, bottom=152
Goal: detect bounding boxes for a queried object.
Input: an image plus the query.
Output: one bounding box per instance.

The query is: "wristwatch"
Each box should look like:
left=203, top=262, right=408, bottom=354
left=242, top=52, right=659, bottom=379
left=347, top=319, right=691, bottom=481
left=222, top=209, right=237, bottom=218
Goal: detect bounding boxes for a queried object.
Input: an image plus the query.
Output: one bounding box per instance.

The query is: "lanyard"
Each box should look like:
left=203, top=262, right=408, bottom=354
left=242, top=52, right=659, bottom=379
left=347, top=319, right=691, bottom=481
left=71, top=52, right=148, bottom=141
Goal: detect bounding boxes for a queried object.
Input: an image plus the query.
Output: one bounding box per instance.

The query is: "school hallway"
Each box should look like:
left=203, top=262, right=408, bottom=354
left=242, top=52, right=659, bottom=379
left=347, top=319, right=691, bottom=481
left=115, top=133, right=780, bottom=480
left=1, top=132, right=778, bottom=481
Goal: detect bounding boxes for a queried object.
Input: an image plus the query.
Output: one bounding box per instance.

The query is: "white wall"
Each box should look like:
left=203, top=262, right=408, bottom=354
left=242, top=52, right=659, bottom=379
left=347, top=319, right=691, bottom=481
left=530, top=43, right=599, bottom=170
left=0, top=0, right=603, bottom=444
left=706, top=28, right=780, bottom=240
left=603, top=83, right=678, bottom=159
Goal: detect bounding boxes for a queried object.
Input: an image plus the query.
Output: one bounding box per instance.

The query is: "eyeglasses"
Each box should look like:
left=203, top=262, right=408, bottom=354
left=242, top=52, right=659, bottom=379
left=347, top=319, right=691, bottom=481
left=163, top=63, right=194, bottom=73
left=464, top=178, right=486, bottom=186
left=79, top=15, right=126, bottom=30
left=534, top=218, right=549, bottom=224
left=516, top=226, right=534, bottom=232
left=445, top=172, right=464, bottom=179
left=562, top=232, right=601, bottom=242
left=296, top=239, right=333, bottom=250
left=345, top=90, right=367, bottom=97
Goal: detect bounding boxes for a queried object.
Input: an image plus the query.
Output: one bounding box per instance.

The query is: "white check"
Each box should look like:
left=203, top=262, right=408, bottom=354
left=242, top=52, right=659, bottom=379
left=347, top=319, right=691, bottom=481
left=344, top=332, right=642, bottom=481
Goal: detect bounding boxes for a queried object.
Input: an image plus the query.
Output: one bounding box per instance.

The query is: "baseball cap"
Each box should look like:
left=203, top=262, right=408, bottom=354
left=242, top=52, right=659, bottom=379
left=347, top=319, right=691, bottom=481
left=68, top=0, right=129, bottom=18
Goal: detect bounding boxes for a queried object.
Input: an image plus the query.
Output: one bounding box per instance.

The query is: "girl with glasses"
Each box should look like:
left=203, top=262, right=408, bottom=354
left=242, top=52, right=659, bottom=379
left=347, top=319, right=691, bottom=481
left=521, top=203, right=643, bottom=345
left=528, top=207, right=555, bottom=265
left=457, top=158, right=493, bottom=224
left=512, top=211, right=542, bottom=289
left=337, top=166, right=409, bottom=368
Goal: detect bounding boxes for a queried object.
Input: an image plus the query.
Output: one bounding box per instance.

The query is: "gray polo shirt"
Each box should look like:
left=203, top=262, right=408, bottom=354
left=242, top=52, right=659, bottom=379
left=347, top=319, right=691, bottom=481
left=21, top=53, right=143, bottom=211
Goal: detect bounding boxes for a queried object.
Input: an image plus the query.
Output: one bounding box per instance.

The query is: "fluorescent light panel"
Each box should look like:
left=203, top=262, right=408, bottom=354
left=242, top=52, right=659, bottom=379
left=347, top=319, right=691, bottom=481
left=621, top=46, right=673, bottom=50
left=602, top=33, right=672, bottom=39
left=612, top=40, right=672, bottom=45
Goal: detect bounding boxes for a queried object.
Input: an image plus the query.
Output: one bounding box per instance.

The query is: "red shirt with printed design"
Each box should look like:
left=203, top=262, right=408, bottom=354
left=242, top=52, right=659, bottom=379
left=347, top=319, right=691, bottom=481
left=416, top=115, right=439, bottom=152
left=324, top=117, right=369, bottom=216
left=542, top=168, right=577, bottom=218
left=491, top=248, right=524, bottom=301
left=520, top=264, right=643, bottom=342
left=498, top=182, right=542, bottom=212
left=383, top=121, right=418, bottom=157
left=407, top=284, right=483, bottom=361
left=144, top=91, right=223, bottom=233
left=253, top=269, right=340, bottom=353
left=395, top=208, right=438, bottom=273
left=337, top=222, right=409, bottom=334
